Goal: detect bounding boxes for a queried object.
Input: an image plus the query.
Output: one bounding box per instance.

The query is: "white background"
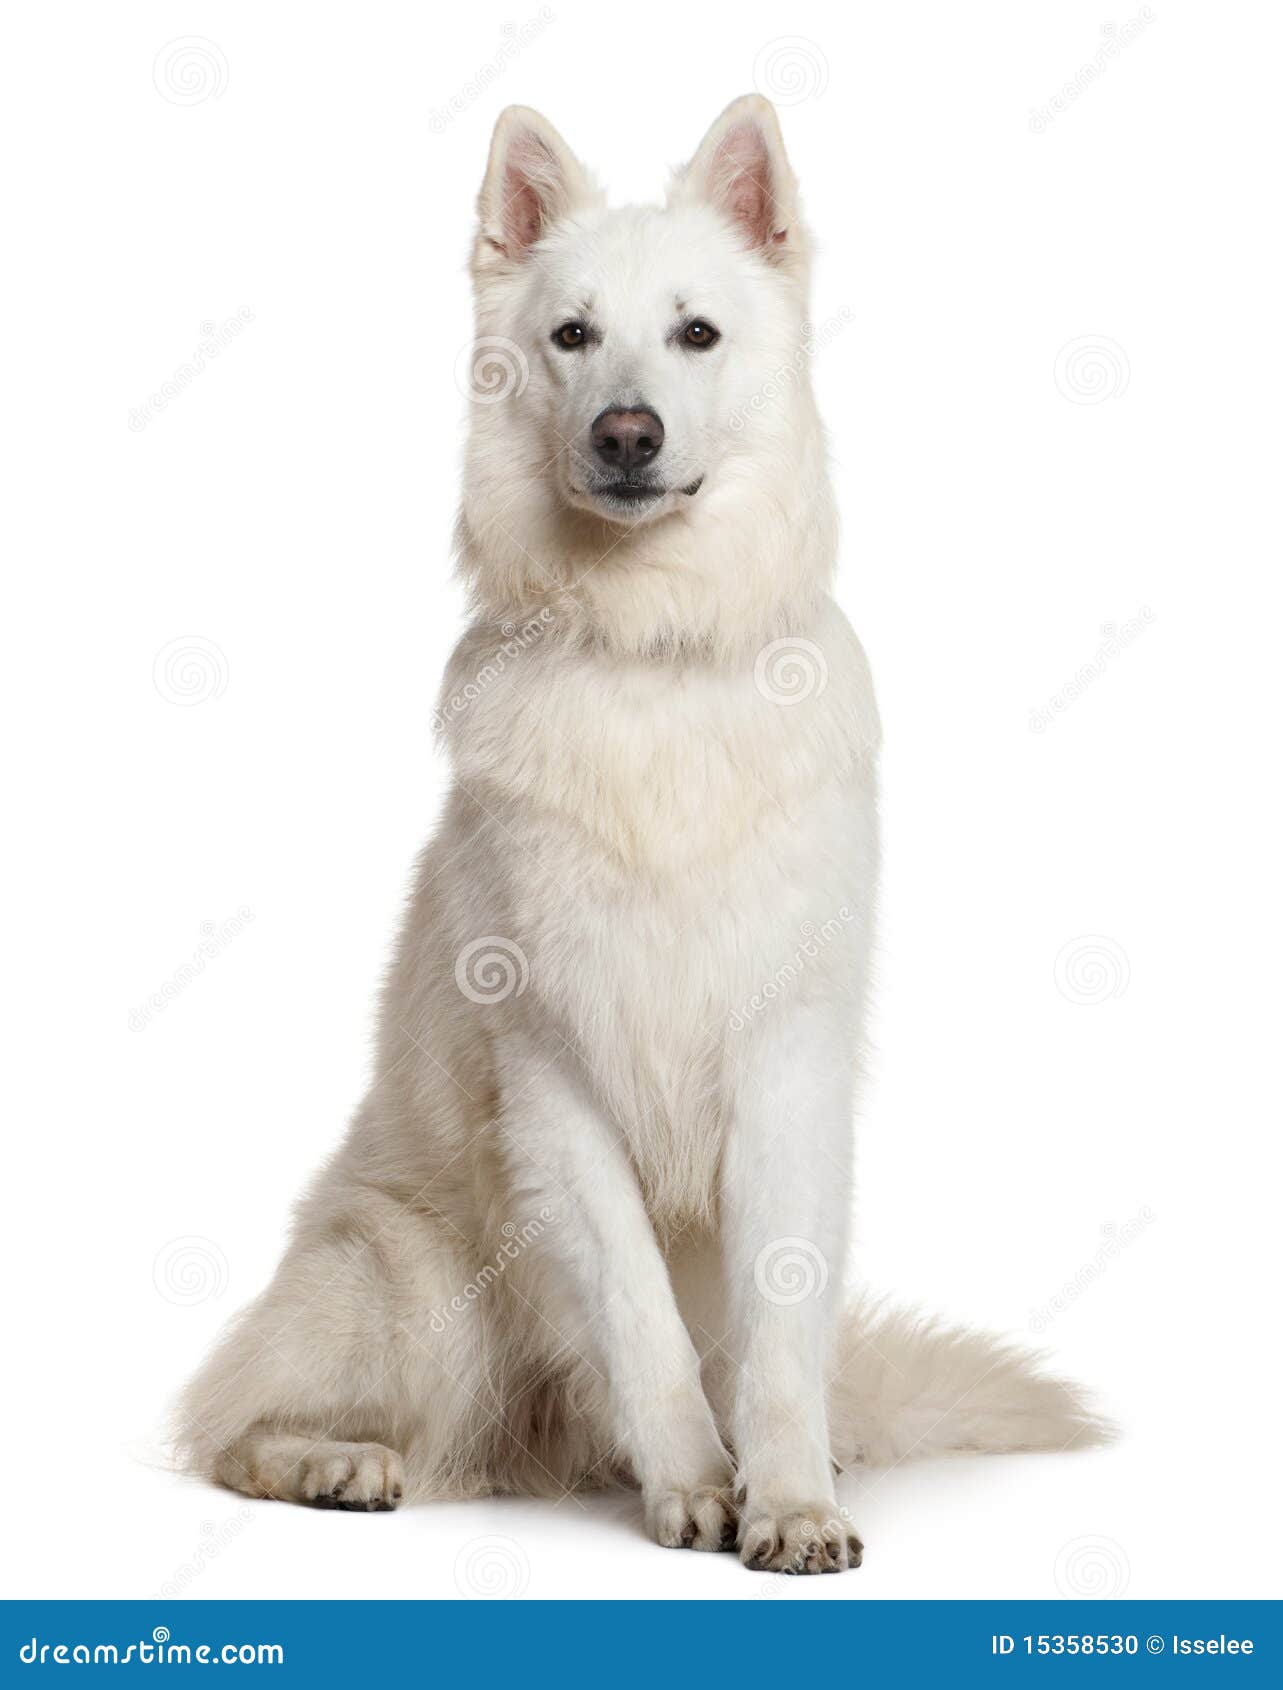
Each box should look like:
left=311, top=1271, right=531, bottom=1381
left=3, top=0, right=1281, bottom=1603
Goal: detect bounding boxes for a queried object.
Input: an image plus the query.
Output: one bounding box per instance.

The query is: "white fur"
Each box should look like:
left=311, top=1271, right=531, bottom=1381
left=176, top=96, right=1103, bottom=1573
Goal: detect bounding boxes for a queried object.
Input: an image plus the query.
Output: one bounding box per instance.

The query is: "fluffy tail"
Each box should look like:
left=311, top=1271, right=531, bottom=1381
left=830, top=1295, right=1111, bottom=1469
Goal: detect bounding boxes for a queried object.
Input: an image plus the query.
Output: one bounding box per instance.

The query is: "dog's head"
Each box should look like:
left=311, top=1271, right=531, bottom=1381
left=460, top=96, right=833, bottom=654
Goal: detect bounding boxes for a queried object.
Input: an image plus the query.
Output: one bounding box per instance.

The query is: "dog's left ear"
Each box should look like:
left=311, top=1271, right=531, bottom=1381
left=673, top=94, right=802, bottom=266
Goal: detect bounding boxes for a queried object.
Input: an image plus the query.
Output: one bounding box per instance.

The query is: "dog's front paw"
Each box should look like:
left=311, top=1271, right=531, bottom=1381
left=739, top=1502, right=862, bottom=1574
left=647, top=1484, right=738, bottom=1552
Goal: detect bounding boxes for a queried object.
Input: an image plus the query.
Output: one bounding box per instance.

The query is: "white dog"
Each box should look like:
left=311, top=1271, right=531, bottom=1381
left=178, top=95, right=1101, bottom=1573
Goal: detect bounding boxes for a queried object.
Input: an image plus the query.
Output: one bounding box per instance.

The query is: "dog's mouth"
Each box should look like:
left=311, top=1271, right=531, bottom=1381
left=574, top=477, right=704, bottom=517
left=600, top=482, right=665, bottom=504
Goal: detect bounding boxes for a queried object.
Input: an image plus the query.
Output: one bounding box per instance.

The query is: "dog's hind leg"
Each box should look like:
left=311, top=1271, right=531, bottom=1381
left=214, top=1430, right=405, bottom=1511
left=176, top=1186, right=492, bottom=1508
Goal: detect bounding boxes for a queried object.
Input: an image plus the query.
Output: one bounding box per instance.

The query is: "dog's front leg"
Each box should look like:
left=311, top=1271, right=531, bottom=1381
left=496, top=1033, right=735, bottom=1551
left=722, top=1007, right=864, bottom=1573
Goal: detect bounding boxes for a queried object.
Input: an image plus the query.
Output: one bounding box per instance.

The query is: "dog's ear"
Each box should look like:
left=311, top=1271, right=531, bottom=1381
left=673, top=94, right=802, bottom=265
left=475, top=106, right=595, bottom=271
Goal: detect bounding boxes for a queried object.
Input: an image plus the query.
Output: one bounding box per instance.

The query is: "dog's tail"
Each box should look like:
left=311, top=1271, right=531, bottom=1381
left=829, top=1295, right=1110, bottom=1469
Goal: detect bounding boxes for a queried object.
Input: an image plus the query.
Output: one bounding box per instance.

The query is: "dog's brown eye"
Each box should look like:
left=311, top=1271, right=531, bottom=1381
left=553, top=322, right=587, bottom=349
left=682, top=320, right=719, bottom=350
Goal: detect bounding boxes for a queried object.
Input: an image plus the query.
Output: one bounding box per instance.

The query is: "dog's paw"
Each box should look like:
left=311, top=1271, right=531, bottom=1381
left=296, top=1442, right=405, bottom=1511
left=647, top=1484, right=738, bottom=1552
left=739, top=1503, right=862, bottom=1574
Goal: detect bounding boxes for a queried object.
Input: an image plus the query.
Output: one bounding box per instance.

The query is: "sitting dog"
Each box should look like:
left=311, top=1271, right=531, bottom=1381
left=177, top=95, right=1101, bottom=1573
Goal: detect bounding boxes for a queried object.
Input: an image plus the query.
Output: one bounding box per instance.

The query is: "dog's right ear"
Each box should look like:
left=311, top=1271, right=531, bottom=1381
left=474, top=106, right=595, bottom=272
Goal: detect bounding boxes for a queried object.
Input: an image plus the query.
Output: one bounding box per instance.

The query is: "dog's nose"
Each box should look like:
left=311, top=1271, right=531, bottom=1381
left=591, top=408, right=665, bottom=472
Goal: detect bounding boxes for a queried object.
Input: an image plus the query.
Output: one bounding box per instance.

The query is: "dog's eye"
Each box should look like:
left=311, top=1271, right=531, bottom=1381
left=553, top=322, right=588, bottom=349
left=682, top=320, right=720, bottom=350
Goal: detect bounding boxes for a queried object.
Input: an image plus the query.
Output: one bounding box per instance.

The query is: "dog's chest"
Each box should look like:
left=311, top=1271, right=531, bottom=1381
left=445, top=611, right=880, bottom=1224
left=520, top=768, right=874, bottom=1228
left=446, top=610, right=877, bottom=877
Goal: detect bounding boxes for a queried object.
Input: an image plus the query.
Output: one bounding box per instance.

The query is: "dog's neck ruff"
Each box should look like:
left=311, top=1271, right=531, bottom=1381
left=458, top=456, right=835, bottom=667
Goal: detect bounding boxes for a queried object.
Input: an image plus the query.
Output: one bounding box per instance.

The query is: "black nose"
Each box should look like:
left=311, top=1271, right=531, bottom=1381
left=591, top=407, right=665, bottom=472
